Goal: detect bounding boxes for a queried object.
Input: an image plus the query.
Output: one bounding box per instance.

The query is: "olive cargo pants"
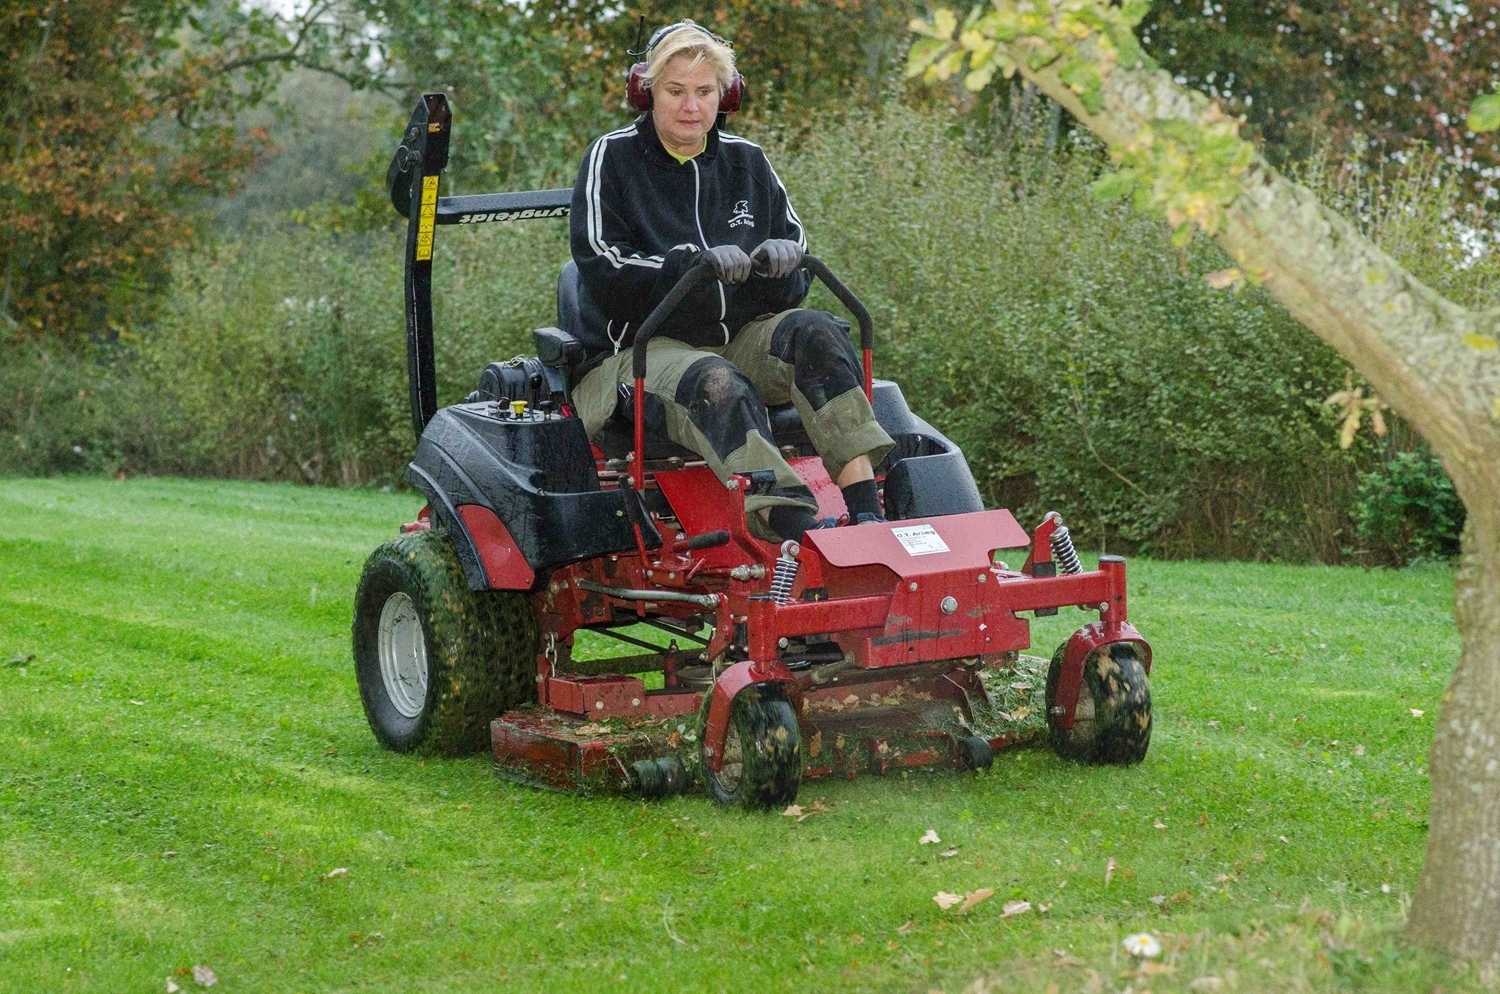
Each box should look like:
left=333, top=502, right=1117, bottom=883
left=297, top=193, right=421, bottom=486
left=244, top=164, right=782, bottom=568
left=574, top=309, right=894, bottom=525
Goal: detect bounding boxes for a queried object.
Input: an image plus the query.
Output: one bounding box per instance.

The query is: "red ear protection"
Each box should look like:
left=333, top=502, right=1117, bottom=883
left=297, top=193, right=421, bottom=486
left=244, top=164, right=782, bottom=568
left=625, top=22, right=744, bottom=114
left=627, top=63, right=744, bottom=113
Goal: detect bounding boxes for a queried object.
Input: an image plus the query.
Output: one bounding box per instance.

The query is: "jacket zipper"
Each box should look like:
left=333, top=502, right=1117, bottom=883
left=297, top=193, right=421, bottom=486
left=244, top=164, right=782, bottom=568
left=690, top=158, right=730, bottom=343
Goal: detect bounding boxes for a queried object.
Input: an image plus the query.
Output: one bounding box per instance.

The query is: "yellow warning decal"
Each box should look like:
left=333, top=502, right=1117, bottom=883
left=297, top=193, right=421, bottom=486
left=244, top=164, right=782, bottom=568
left=415, top=175, right=439, bottom=262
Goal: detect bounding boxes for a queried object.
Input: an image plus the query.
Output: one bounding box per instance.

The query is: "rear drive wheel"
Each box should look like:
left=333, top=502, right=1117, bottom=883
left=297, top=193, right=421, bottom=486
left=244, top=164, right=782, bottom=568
left=1045, top=641, right=1152, bottom=765
left=353, top=530, right=538, bottom=755
left=701, top=684, right=803, bottom=810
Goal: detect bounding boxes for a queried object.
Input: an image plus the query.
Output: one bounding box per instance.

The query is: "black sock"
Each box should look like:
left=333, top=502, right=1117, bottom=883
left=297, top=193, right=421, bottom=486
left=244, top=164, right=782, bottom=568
left=841, top=479, right=882, bottom=520
left=767, top=505, right=821, bottom=542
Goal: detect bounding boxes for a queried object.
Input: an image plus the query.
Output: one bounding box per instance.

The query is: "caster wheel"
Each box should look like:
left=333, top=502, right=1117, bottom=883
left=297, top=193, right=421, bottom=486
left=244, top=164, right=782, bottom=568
left=1045, top=641, right=1152, bottom=765
left=700, top=684, right=803, bottom=810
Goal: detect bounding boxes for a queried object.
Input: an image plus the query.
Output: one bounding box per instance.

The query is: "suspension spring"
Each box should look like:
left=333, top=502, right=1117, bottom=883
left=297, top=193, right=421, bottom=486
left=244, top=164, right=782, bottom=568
left=1049, top=524, right=1083, bottom=575
left=769, top=540, right=801, bottom=604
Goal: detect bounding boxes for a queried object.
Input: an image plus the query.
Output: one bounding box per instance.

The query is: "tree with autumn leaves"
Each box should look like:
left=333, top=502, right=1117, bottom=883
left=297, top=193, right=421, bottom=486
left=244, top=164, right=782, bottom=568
left=910, top=0, right=1500, bottom=963
left=0, top=0, right=380, bottom=342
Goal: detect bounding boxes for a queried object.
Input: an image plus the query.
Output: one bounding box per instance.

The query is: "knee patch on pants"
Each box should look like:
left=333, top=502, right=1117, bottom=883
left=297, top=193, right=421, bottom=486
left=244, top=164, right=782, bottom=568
left=768, top=310, right=863, bottom=411
left=674, top=356, right=775, bottom=462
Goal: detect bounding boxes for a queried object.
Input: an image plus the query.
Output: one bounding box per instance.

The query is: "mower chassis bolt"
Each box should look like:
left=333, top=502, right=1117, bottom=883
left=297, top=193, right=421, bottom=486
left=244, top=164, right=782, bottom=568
left=977, top=573, right=987, bottom=583
left=908, top=582, right=918, bottom=592
left=725, top=479, right=739, bottom=490
left=940, top=596, right=958, bottom=615
left=778, top=637, right=789, bottom=649
left=1099, top=602, right=1109, bottom=612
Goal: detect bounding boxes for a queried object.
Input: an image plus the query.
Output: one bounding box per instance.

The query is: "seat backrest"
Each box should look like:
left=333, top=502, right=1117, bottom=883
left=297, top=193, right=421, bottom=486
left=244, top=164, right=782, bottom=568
left=557, top=260, right=610, bottom=345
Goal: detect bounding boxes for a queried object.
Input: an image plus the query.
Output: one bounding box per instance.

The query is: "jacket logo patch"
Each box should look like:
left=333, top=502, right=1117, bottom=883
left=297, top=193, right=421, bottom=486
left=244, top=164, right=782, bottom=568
left=727, top=200, right=755, bottom=229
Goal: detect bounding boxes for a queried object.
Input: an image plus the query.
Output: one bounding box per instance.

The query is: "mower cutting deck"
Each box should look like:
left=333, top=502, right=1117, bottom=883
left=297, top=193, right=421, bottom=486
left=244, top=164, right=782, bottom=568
left=352, top=94, right=1154, bottom=809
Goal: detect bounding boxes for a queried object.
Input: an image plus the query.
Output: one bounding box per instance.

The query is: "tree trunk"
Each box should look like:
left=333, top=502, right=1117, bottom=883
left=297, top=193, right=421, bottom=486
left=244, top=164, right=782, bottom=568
left=1408, top=509, right=1500, bottom=958
left=984, top=23, right=1500, bottom=963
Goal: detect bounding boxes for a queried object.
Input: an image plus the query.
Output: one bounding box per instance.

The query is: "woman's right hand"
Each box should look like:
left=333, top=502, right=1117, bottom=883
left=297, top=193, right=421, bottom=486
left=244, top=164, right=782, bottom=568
left=705, top=244, right=753, bottom=284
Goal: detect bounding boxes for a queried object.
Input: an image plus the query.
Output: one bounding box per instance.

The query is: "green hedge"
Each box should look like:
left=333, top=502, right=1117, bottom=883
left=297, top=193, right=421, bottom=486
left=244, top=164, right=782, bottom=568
left=1, top=106, right=1469, bottom=563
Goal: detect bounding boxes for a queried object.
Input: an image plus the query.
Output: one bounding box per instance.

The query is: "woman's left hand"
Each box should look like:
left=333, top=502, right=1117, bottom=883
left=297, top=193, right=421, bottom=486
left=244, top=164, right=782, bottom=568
left=751, top=239, right=804, bottom=279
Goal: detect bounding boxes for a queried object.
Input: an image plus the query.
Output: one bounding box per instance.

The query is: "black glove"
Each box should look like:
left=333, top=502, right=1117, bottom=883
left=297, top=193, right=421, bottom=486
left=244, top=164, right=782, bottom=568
left=705, top=244, right=752, bottom=285
left=751, top=239, right=804, bottom=279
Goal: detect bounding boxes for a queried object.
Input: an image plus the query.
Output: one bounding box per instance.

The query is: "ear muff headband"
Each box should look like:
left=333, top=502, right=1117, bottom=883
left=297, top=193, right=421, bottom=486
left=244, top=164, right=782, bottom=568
left=626, top=22, right=744, bottom=114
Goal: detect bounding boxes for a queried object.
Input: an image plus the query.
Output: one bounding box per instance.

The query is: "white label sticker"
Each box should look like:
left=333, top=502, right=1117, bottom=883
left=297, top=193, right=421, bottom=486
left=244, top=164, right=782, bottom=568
left=892, top=524, right=950, bottom=556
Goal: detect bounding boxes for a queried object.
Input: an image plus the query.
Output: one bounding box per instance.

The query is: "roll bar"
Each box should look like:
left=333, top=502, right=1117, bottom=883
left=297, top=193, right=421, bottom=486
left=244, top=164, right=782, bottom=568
left=387, top=93, right=571, bottom=436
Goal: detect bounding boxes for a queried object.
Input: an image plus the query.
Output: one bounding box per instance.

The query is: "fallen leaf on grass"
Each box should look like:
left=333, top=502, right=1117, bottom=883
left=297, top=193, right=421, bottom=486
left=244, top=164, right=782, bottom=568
left=192, top=965, right=217, bottom=987
left=919, top=829, right=941, bottom=845
left=782, top=800, right=830, bottom=822
left=130, top=700, right=146, bottom=706
left=1410, top=709, right=1425, bottom=718
left=849, top=933, right=865, bottom=944
left=933, top=891, right=964, bottom=910
left=897, top=919, right=917, bottom=935
left=1150, top=894, right=1166, bottom=905
left=1052, top=949, right=1085, bottom=967
left=6, top=653, right=34, bottom=667
left=1154, top=819, right=1167, bottom=830
left=1205, top=267, right=1243, bottom=289
left=1000, top=898, right=1030, bottom=917
left=959, top=888, right=995, bottom=913
left=322, top=867, right=349, bottom=880
left=938, top=848, right=959, bottom=858
left=1213, top=874, right=1237, bottom=884
left=1197, top=813, right=1208, bottom=828
left=166, top=981, right=180, bottom=993
left=1105, top=858, right=1117, bottom=886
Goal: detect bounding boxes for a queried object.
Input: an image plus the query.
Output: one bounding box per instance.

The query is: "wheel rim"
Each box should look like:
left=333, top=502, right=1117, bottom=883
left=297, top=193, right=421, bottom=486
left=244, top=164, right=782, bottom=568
left=377, top=592, right=428, bottom=718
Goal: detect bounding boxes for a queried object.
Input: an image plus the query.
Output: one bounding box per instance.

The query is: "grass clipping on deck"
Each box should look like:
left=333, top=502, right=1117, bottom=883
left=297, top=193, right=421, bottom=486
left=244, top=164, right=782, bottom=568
left=971, top=653, right=1050, bottom=744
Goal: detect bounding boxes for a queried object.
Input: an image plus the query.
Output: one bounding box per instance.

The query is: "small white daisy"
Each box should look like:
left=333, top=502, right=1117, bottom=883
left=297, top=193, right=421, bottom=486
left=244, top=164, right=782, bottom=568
left=1122, top=932, right=1162, bottom=959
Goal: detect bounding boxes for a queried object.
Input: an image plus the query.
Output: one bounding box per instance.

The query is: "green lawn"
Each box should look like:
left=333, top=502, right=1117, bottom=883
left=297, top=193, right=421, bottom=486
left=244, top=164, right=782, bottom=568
left=0, top=477, right=1482, bottom=992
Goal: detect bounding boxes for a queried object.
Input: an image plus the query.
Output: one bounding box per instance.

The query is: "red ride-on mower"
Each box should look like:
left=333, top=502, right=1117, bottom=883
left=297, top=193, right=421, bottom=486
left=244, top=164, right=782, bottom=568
left=352, top=94, right=1154, bottom=808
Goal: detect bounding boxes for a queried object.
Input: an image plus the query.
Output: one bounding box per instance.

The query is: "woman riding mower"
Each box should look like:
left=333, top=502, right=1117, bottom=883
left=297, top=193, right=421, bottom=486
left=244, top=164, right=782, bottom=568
left=568, top=20, right=894, bottom=544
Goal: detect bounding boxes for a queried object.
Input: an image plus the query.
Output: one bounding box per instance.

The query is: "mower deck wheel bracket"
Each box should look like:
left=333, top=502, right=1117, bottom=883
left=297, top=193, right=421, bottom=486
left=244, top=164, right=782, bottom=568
left=377, top=592, right=428, bottom=719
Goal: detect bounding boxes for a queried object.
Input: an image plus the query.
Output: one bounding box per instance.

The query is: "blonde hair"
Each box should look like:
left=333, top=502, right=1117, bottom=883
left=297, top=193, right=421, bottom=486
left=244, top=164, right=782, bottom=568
left=642, top=21, right=736, bottom=94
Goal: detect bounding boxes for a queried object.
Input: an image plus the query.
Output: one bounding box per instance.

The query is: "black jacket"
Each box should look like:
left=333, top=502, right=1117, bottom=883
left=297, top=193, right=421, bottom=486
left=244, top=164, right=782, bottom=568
left=569, top=113, right=810, bottom=361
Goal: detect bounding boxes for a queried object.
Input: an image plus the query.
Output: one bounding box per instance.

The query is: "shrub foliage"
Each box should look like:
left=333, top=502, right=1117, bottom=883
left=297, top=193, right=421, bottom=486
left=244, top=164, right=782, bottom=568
left=2, top=106, right=1481, bottom=564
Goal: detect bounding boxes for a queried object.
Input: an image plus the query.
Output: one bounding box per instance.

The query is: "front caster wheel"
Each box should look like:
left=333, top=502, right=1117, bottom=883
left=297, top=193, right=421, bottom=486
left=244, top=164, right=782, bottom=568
left=700, top=684, right=803, bottom=810
left=1045, top=641, right=1152, bottom=765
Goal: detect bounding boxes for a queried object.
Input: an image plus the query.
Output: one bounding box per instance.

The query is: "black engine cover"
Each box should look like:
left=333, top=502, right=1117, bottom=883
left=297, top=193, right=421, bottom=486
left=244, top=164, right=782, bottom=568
left=406, top=403, right=657, bottom=590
